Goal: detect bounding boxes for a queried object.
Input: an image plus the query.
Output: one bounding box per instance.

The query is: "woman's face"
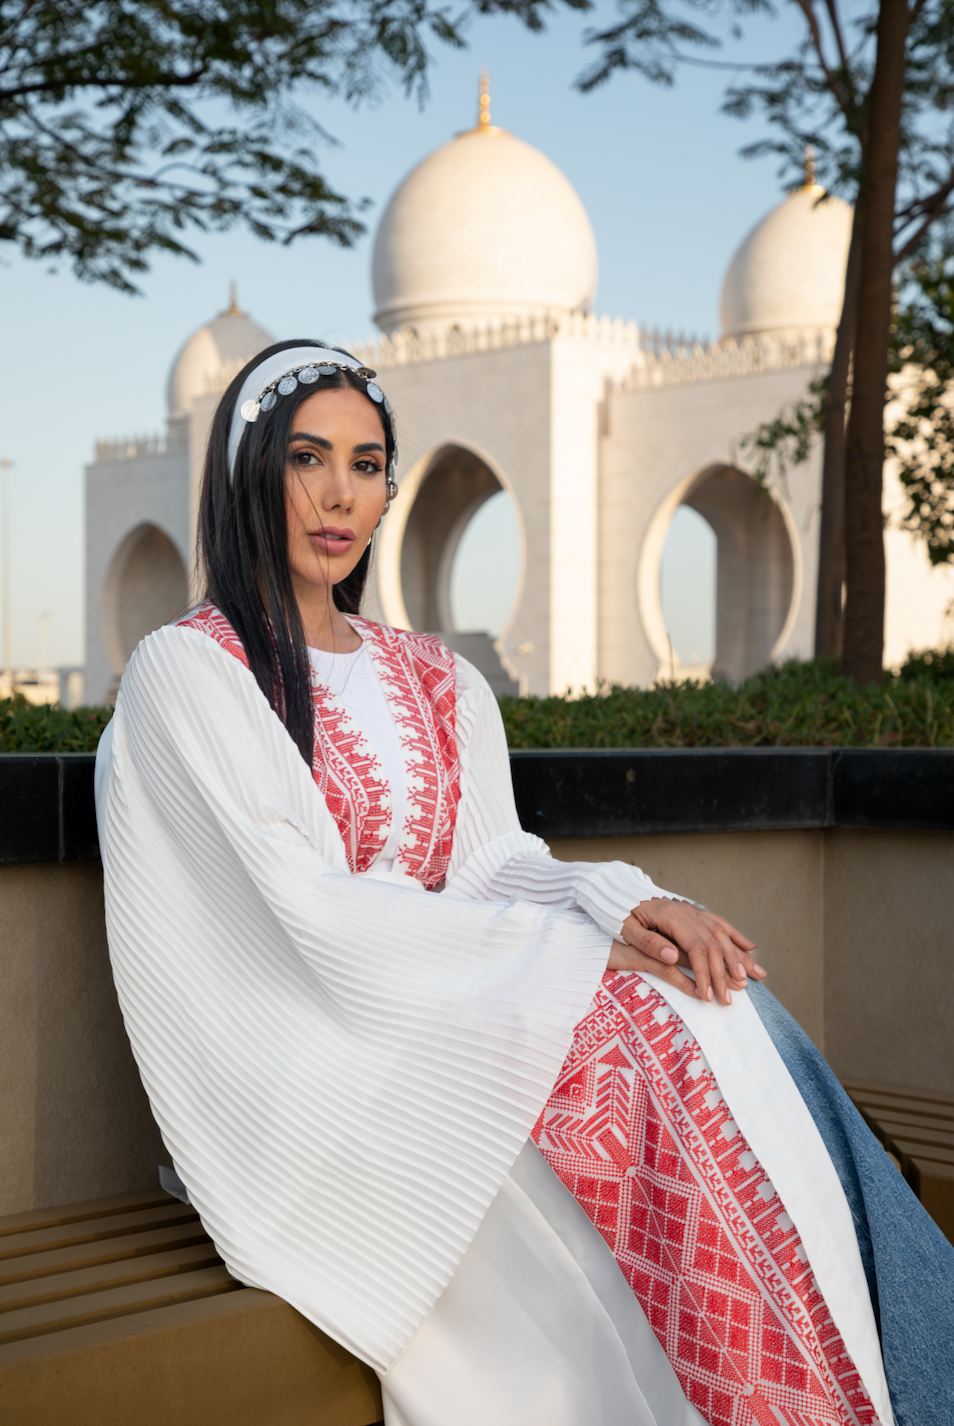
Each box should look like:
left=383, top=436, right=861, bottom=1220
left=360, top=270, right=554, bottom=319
left=283, top=384, right=389, bottom=598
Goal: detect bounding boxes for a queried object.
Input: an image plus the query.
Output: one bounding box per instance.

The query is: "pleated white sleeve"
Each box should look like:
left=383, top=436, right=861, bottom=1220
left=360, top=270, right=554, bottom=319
left=97, top=625, right=611, bottom=1372
left=446, top=656, right=687, bottom=940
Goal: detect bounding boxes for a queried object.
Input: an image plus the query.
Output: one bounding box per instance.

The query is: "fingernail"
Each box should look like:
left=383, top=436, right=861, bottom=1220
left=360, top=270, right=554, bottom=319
left=707, top=987, right=713, bottom=1002
left=754, top=964, right=767, bottom=976
left=726, top=990, right=732, bottom=1004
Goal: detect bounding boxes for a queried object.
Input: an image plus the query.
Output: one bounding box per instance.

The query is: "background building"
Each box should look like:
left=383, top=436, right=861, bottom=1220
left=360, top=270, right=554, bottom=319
left=84, top=101, right=954, bottom=703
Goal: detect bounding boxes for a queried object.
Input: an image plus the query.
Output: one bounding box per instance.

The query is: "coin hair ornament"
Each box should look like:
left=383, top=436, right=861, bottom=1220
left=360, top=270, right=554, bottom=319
left=227, top=342, right=397, bottom=494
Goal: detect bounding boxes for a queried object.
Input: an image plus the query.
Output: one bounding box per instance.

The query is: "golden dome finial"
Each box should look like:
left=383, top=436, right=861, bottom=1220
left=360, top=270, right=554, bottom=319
left=802, top=145, right=824, bottom=197
left=478, top=69, right=491, bottom=131
left=456, top=68, right=505, bottom=137
left=224, top=280, right=245, bottom=317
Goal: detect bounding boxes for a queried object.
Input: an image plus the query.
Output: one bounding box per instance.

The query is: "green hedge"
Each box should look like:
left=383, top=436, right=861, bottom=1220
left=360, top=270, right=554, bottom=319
left=2, top=652, right=952, bottom=752
left=499, top=657, right=954, bottom=749
left=0, top=699, right=113, bottom=753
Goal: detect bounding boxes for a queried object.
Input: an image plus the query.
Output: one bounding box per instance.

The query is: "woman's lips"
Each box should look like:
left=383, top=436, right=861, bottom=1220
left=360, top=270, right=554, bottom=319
left=309, top=528, right=355, bottom=556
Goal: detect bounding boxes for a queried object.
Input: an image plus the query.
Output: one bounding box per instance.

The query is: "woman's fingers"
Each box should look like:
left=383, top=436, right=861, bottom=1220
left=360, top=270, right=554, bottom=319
left=607, top=938, right=703, bottom=1000
left=619, top=921, right=714, bottom=1003
left=707, top=912, right=766, bottom=977
left=621, top=899, right=768, bottom=1007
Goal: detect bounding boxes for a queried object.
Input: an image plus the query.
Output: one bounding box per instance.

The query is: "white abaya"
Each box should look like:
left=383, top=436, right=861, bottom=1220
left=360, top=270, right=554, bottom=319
left=95, top=624, right=892, bottom=1425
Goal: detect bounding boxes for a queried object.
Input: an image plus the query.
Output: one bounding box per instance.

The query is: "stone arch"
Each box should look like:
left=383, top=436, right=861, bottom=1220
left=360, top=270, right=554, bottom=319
left=101, top=523, right=189, bottom=679
left=639, top=464, right=800, bottom=682
left=376, top=442, right=524, bottom=637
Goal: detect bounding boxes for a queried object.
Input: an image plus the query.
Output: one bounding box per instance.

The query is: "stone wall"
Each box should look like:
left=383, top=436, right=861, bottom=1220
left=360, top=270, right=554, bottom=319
left=2, top=825, right=950, bottom=1217
left=0, top=863, right=164, bottom=1217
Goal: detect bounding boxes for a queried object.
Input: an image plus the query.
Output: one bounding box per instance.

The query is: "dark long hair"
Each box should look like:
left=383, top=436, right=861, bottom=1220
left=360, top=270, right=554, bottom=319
left=199, top=339, right=397, bottom=765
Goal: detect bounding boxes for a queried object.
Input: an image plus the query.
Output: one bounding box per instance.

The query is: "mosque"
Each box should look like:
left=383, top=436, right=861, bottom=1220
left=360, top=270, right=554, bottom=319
left=84, top=87, right=954, bottom=704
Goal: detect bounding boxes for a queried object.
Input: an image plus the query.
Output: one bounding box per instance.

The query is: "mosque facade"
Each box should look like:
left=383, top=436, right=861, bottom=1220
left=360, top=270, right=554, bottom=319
left=84, top=98, right=954, bottom=704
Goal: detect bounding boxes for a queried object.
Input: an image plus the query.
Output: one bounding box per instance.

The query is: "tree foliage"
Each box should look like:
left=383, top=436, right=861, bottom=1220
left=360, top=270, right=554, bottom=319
left=577, top=0, right=954, bottom=256
left=739, top=243, right=954, bottom=566
left=890, top=246, right=954, bottom=562
left=0, top=0, right=583, bottom=292
left=573, top=0, right=954, bottom=680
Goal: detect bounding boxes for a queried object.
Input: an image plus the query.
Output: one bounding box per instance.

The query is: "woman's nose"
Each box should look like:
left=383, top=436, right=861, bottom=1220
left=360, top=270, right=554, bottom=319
left=323, top=464, right=355, bottom=509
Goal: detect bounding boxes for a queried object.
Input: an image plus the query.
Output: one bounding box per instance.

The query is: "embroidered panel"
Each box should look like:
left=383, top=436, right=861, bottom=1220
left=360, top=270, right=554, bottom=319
left=178, top=604, right=458, bottom=888
left=350, top=617, right=460, bottom=888
left=534, top=972, right=880, bottom=1426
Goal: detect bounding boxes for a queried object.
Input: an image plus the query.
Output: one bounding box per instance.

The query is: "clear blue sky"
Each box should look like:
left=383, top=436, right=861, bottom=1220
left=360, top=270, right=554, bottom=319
left=0, top=4, right=801, bottom=670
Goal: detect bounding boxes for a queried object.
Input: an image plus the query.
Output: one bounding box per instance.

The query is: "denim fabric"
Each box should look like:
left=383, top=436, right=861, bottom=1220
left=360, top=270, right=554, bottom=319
left=747, top=982, right=954, bottom=1426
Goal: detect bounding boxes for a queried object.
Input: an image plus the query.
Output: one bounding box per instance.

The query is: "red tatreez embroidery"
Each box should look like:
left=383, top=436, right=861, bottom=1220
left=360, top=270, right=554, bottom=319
left=534, top=972, right=881, bottom=1426
left=348, top=616, right=459, bottom=887
left=178, top=603, right=459, bottom=889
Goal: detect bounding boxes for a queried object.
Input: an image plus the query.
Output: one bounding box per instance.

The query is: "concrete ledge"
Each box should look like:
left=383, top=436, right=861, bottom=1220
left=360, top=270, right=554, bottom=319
left=0, top=1190, right=383, bottom=1426
left=0, top=1292, right=383, bottom=1426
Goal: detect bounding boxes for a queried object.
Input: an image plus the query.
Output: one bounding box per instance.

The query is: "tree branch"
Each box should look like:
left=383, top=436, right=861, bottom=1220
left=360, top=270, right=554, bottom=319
left=822, top=0, right=848, bottom=63
left=0, top=67, right=209, bottom=101
left=789, top=0, right=856, bottom=126
left=894, top=172, right=954, bottom=263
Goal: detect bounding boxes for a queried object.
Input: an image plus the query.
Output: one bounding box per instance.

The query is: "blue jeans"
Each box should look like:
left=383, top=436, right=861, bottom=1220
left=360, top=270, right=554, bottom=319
left=748, top=983, right=954, bottom=1426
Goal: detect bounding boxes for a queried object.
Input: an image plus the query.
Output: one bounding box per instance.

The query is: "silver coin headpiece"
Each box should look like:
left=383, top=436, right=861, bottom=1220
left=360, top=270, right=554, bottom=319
left=227, top=343, right=395, bottom=482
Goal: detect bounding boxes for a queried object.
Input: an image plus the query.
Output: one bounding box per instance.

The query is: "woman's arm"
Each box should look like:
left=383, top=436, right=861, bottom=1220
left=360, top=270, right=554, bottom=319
left=446, top=656, right=765, bottom=1006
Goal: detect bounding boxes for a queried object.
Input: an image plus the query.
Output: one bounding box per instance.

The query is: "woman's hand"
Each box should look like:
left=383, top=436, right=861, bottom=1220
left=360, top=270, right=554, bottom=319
left=607, top=898, right=766, bottom=1006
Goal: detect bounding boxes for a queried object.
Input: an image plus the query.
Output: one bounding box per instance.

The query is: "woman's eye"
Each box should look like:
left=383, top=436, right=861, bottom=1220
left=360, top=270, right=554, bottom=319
left=291, top=449, right=320, bottom=467
left=353, top=460, right=382, bottom=474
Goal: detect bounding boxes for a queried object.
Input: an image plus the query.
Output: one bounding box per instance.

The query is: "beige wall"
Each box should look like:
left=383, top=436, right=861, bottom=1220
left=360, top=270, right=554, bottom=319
left=1, top=828, right=950, bottom=1215
left=0, top=864, right=164, bottom=1218
left=823, top=829, right=954, bottom=1093
left=549, top=827, right=953, bottom=1093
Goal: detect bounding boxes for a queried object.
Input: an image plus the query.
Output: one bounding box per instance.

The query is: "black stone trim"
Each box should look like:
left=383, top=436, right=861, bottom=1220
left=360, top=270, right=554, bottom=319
left=0, top=748, right=950, bottom=865
left=508, top=747, right=953, bottom=839
left=0, top=754, right=99, bottom=865
left=831, top=749, right=954, bottom=830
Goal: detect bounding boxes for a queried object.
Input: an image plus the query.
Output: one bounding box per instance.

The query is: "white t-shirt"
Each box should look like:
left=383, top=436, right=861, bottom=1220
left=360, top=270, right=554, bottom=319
left=307, top=642, right=407, bottom=872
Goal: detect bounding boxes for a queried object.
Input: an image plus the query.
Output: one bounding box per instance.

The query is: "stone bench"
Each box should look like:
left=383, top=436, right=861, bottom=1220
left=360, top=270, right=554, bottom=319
left=843, top=1080, right=954, bottom=1244
left=0, top=1188, right=383, bottom=1426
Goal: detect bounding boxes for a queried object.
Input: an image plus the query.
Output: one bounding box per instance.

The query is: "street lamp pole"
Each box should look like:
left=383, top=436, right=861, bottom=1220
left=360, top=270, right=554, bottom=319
left=1, top=458, right=11, bottom=680
left=38, top=609, right=51, bottom=678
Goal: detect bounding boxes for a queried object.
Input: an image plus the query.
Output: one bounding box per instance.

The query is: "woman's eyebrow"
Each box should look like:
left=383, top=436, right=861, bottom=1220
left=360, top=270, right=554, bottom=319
left=288, top=435, right=384, bottom=456
left=289, top=431, right=332, bottom=450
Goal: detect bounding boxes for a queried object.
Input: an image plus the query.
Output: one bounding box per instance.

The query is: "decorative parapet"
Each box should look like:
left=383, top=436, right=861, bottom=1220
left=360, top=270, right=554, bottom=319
left=352, top=314, right=834, bottom=389
left=90, top=323, right=837, bottom=465
left=352, top=311, right=651, bottom=369
left=624, top=329, right=835, bottom=391
left=93, top=421, right=188, bottom=464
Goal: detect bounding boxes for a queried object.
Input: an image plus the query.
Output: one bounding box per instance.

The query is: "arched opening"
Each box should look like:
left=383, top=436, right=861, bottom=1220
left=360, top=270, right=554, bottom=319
left=399, top=445, right=522, bottom=636
left=449, top=490, right=521, bottom=637
left=642, top=465, right=798, bottom=683
left=102, top=523, right=189, bottom=677
left=660, top=506, right=717, bottom=675
left=688, top=466, right=796, bottom=681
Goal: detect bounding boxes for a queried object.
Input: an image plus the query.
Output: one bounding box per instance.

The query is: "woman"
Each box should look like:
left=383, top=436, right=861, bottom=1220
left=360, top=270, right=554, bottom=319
left=96, top=340, right=953, bottom=1426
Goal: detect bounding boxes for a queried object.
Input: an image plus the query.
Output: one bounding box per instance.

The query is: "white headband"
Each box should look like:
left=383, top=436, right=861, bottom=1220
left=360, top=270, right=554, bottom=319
left=227, top=344, right=390, bottom=479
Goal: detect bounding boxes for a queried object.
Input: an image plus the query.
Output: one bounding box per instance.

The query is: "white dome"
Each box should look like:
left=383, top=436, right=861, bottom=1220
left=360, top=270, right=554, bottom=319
left=372, top=125, right=598, bottom=335
left=720, top=186, right=853, bottom=340
left=167, top=299, right=273, bottom=416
